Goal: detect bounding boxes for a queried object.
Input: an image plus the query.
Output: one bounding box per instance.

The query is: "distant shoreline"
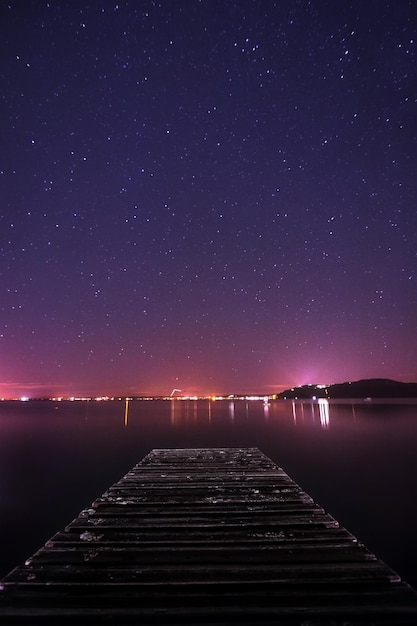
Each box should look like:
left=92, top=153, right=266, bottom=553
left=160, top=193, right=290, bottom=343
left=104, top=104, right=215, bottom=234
left=2, top=379, right=417, bottom=402
left=277, top=378, right=417, bottom=400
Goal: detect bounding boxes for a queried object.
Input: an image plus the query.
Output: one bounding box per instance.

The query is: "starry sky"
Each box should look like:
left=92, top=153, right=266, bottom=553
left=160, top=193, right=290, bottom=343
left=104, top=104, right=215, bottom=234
left=1, top=0, right=416, bottom=398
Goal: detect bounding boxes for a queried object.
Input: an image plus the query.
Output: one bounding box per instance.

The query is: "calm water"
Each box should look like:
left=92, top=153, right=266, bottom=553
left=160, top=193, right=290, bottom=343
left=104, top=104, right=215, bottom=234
left=1, top=398, right=416, bottom=588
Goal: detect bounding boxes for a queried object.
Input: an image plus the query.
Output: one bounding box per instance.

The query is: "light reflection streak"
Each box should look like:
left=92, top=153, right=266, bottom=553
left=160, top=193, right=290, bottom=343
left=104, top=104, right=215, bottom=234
left=170, top=398, right=176, bottom=425
left=291, top=399, right=331, bottom=428
left=318, top=398, right=330, bottom=428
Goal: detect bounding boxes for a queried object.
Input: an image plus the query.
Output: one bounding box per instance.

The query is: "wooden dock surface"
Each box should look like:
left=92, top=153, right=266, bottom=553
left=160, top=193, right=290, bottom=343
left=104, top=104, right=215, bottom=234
left=1, top=447, right=417, bottom=624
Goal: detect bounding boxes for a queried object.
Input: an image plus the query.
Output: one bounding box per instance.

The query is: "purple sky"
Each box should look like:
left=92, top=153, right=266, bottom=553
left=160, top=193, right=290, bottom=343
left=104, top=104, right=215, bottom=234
left=1, top=1, right=416, bottom=398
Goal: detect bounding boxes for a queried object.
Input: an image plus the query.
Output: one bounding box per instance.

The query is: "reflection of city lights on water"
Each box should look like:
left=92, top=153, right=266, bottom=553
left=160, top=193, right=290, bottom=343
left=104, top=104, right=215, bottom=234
left=318, top=398, right=330, bottom=428
left=292, top=401, right=297, bottom=424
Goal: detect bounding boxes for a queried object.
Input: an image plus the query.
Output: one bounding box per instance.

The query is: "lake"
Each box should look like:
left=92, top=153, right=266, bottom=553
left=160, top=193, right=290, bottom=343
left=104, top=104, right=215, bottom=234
left=0, top=398, right=416, bottom=589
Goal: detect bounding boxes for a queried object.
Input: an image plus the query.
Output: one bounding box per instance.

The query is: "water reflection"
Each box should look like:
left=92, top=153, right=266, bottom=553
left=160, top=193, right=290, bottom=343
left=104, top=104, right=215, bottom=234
left=292, top=401, right=297, bottom=424
left=170, top=399, right=181, bottom=425
left=318, top=398, right=330, bottom=429
left=124, top=399, right=129, bottom=426
left=123, top=397, right=417, bottom=431
left=1, top=397, right=417, bottom=590
left=288, top=398, right=354, bottom=429
left=170, top=399, right=207, bottom=425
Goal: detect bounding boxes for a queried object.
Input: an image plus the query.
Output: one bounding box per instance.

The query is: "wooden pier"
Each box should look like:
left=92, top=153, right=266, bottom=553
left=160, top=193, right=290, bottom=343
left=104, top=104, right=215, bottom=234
left=1, top=447, right=417, bottom=624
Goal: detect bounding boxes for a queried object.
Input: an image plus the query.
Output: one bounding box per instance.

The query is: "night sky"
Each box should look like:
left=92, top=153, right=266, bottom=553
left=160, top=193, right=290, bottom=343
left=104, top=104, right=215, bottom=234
left=1, top=1, right=416, bottom=398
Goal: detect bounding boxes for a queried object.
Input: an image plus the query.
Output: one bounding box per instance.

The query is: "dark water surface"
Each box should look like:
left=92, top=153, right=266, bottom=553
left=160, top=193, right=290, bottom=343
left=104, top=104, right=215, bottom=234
left=1, top=398, right=416, bottom=588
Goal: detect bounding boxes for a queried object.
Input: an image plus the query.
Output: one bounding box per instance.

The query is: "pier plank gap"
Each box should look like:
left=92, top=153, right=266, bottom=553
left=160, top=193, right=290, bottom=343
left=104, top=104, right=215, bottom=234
left=1, top=447, right=417, bottom=624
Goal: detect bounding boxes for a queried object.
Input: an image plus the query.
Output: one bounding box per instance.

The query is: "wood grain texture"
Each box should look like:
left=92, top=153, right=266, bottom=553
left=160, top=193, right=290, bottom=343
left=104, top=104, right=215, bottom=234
left=1, top=447, right=417, bottom=624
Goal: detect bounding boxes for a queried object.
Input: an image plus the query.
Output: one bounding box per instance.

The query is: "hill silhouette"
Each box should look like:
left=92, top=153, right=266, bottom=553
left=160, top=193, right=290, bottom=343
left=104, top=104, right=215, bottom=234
left=278, top=378, right=417, bottom=399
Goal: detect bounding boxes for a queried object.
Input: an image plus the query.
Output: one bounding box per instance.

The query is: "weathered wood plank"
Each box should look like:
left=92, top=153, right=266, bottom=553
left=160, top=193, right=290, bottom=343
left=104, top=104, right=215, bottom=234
left=1, top=447, right=417, bottom=624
